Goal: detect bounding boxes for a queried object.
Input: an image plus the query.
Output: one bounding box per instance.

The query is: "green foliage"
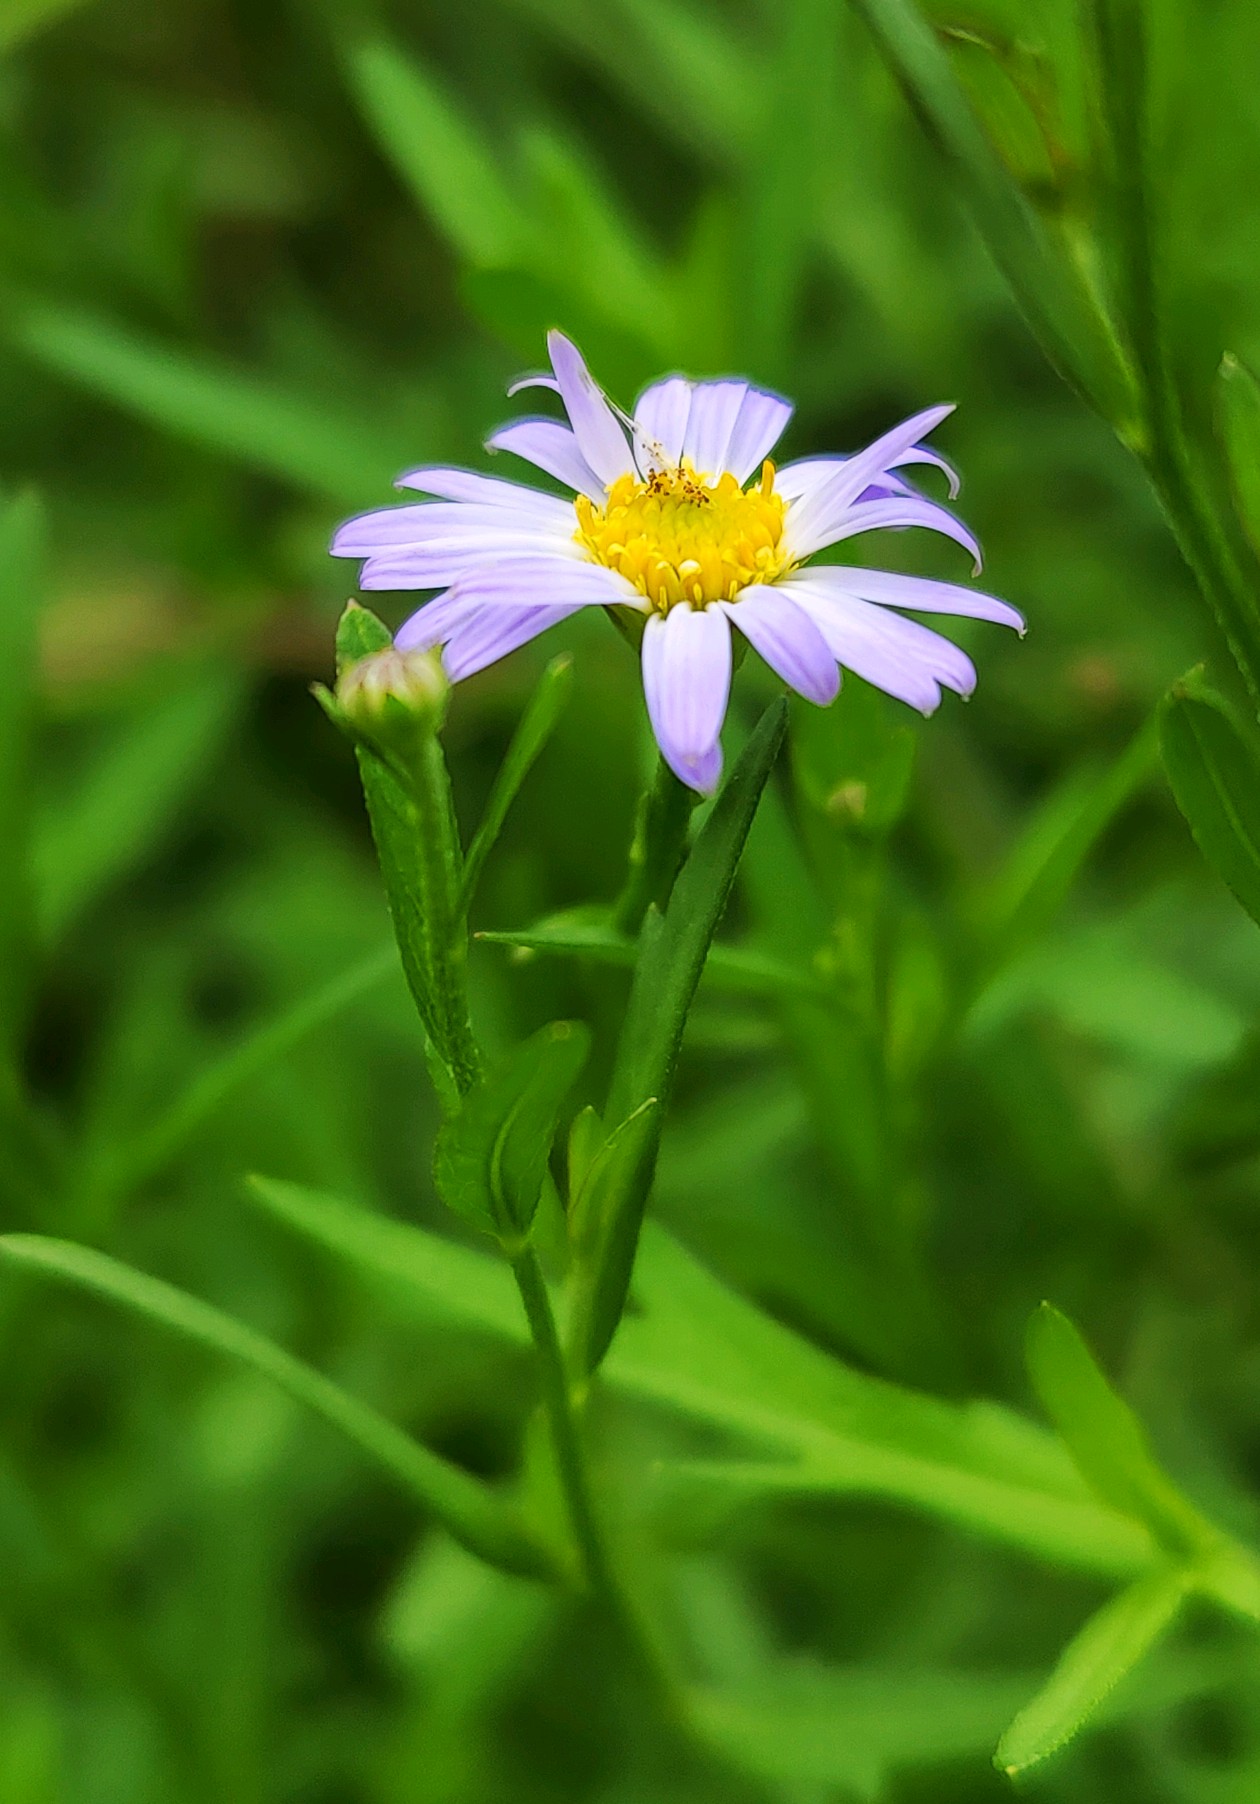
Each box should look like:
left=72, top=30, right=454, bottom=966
left=1160, top=667, right=1260, bottom=930
left=434, top=1019, right=589, bottom=1242
left=6, top=0, right=1260, bottom=1794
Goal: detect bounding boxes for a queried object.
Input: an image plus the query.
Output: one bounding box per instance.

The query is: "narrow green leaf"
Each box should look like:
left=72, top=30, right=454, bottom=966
left=435, top=1022, right=589, bottom=1241
left=1217, top=353, right=1260, bottom=559
left=844, top=0, right=1129, bottom=421
left=108, top=945, right=399, bottom=1194
left=978, top=716, right=1158, bottom=965
left=8, top=301, right=400, bottom=501
left=34, top=669, right=243, bottom=942
left=476, top=911, right=820, bottom=1000
left=570, top=699, right=787, bottom=1375
left=995, top=1567, right=1188, bottom=1776
left=342, top=36, right=522, bottom=266
left=252, top=1180, right=1155, bottom=1578
left=0, top=1234, right=556, bottom=1580
left=0, top=0, right=97, bottom=50
left=460, top=656, right=573, bottom=912
left=567, top=1098, right=660, bottom=1256
left=693, top=1662, right=1031, bottom=1796
left=335, top=604, right=478, bottom=1097
left=1027, top=1304, right=1211, bottom=1554
left=1159, top=668, right=1260, bottom=930
left=0, top=491, right=43, bottom=1064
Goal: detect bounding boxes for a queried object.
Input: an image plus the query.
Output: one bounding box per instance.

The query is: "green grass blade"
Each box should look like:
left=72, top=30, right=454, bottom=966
left=476, top=912, right=820, bottom=1000
left=1026, top=1303, right=1212, bottom=1555
left=0, top=1233, right=556, bottom=1580
left=8, top=300, right=401, bottom=501
left=251, top=1178, right=1155, bottom=1578
left=843, top=0, right=1129, bottom=422
left=341, top=35, right=522, bottom=266
left=110, top=945, right=400, bottom=1194
left=460, top=656, right=573, bottom=912
left=33, top=670, right=243, bottom=942
left=1159, top=667, right=1260, bottom=931
left=995, top=1567, right=1188, bottom=1776
left=0, top=491, right=43, bottom=1067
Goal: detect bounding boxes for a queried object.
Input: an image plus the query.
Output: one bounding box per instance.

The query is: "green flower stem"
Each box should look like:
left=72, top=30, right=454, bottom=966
left=508, top=1242, right=614, bottom=1594
left=613, top=755, right=699, bottom=937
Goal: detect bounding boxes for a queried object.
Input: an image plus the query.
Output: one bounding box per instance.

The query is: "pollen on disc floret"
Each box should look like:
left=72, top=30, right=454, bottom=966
left=574, top=458, right=794, bottom=611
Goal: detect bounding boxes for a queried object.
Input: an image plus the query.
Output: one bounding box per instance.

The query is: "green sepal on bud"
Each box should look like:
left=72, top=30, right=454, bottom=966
left=314, top=602, right=448, bottom=774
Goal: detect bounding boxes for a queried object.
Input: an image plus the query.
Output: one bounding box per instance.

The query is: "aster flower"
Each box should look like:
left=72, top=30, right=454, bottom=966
left=332, top=332, right=1022, bottom=793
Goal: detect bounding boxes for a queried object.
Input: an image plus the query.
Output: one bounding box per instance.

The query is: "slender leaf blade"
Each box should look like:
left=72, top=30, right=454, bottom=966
left=1159, top=668, right=1260, bottom=930
left=0, top=1234, right=555, bottom=1578
left=1027, top=1303, right=1210, bottom=1554
left=434, top=1021, right=590, bottom=1240
left=995, top=1567, right=1188, bottom=1776
left=461, top=656, right=573, bottom=910
left=0, top=491, right=43, bottom=1063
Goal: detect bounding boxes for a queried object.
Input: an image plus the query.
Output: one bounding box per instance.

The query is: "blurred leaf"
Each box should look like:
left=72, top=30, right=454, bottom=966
left=7, top=300, right=401, bottom=501
left=342, top=35, right=522, bottom=266
left=477, top=910, right=820, bottom=999
left=1217, top=353, right=1260, bottom=559
left=255, top=1180, right=1156, bottom=1578
left=978, top=717, right=1158, bottom=964
left=790, top=682, right=917, bottom=839
left=0, top=491, right=43, bottom=1063
left=0, top=0, right=95, bottom=49
left=1159, top=667, right=1260, bottom=931
left=461, top=655, right=573, bottom=911
left=843, top=0, right=1130, bottom=420
left=692, top=1661, right=1031, bottom=1796
left=34, top=668, right=243, bottom=941
left=107, top=944, right=399, bottom=1195
left=1026, top=1304, right=1213, bottom=1555
left=0, top=1234, right=557, bottom=1579
left=569, top=699, right=788, bottom=1375
left=995, top=1567, right=1188, bottom=1777
left=434, top=1021, right=589, bottom=1241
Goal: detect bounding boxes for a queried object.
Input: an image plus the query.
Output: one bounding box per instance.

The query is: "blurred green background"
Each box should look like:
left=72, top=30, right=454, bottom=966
left=4, top=0, right=1260, bottom=1798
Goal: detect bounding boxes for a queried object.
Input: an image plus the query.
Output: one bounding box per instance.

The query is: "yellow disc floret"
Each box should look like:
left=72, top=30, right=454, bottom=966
left=575, top=460, right=792, bottom=611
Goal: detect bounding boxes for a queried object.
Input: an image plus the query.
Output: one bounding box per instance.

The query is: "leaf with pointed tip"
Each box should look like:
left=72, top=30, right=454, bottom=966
left=995, top=1567, right=1188, bottom=1776
left=461, top=656, right=573, bottom=911
left=1159, top=668, right=1260, bottom=931
left=435, top=1022, right=590, bottom=1241
left=1027, top=1303, right=1211, bottom=1555
left=0, top=1234, right=555, bottom=1580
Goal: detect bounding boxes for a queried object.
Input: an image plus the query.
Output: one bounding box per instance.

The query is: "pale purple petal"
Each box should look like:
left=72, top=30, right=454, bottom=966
left=394, top=467, right=574, bottom=521
left=332, top=502, right=571, bottom=556
left=443, top=602, right=583, bottom=681
left=720, top=588, right=839, bottom=704
left=785, top=576, right=976, bottom=713
left=486, top=418, right=604, bottom=496
left=445, top=555, right=642, bottom=609
left=776, top=456, right=911, bottom=506
left=811, top=495, right=983, bottom=573
left=893, top=445, right=960, bottom=498
left=633, top=375, right=692, bottom=473
left=723, top=387, right=794, bottom=483
left=546, top=330, right=635, bottom=486
left=395, top=590, right=479, bottom=652
left=359, top=536, right=586, bottom=591
left=641, top=605, right=732, bottom=793
left=785, top=405, right=954, bottom=554
left=507, top=372, right=562, bottom=398
left=682, top=380, right=749, bottom=475
left=814, top=565, right=1023, bottom=631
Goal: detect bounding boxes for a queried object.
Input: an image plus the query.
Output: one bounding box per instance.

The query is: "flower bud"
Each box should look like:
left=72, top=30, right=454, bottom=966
left=334, top=644, right=449, bottom=759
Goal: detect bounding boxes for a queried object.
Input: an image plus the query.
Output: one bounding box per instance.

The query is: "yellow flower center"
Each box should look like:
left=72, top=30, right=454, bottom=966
left=574, top=460, right=792, bottom=611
